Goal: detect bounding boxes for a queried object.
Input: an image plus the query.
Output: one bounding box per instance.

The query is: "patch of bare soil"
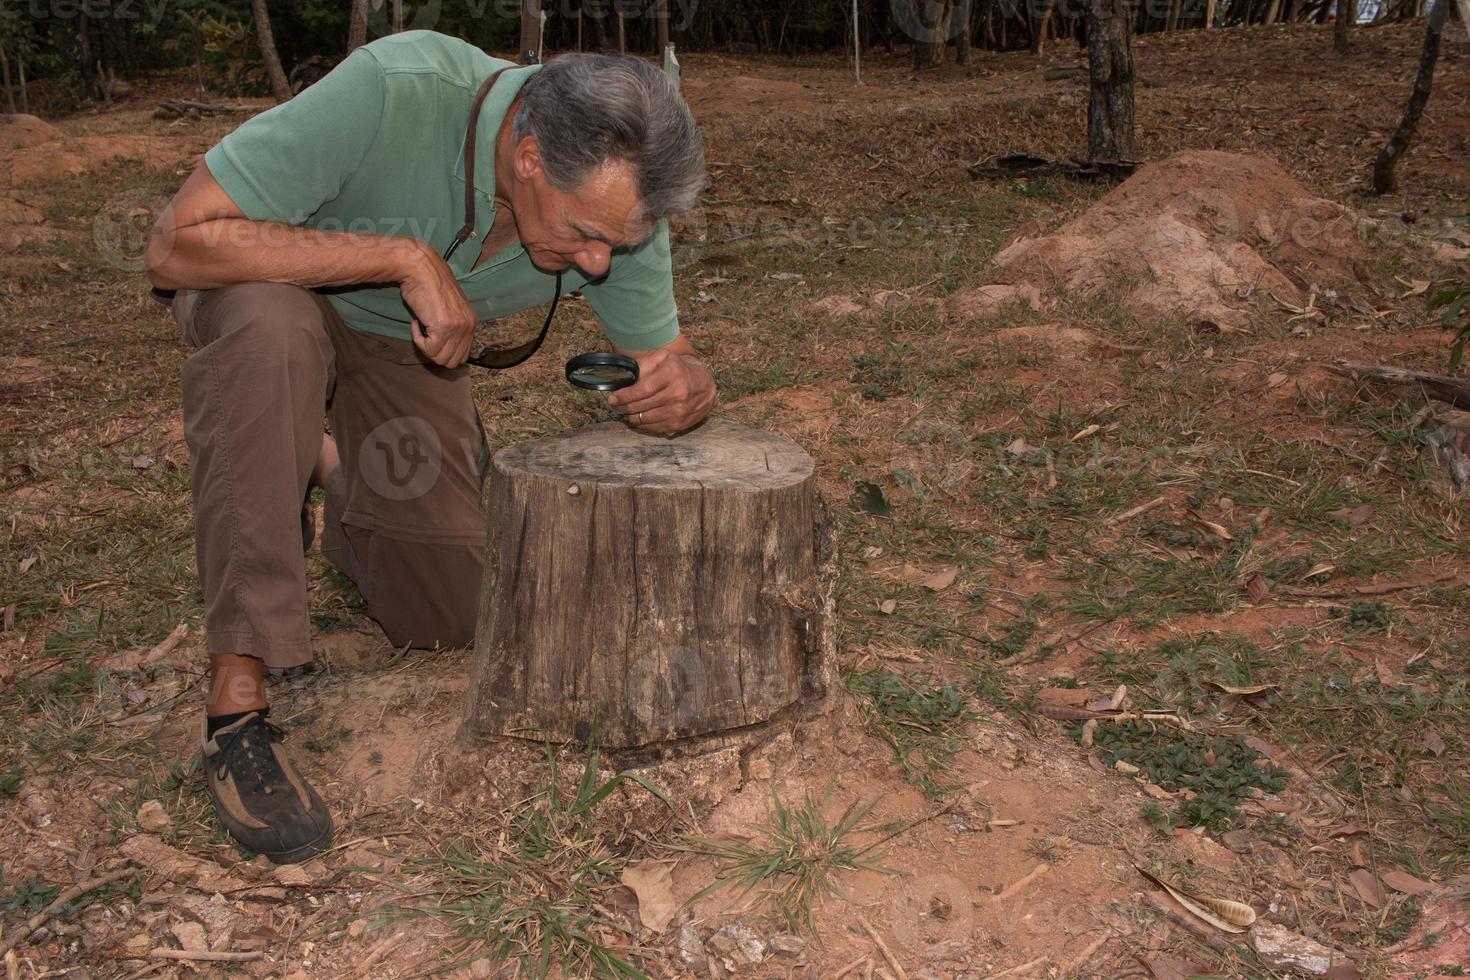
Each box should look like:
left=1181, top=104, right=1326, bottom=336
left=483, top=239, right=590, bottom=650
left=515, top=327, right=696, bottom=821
left=980, top=149, right=1372, bottom=329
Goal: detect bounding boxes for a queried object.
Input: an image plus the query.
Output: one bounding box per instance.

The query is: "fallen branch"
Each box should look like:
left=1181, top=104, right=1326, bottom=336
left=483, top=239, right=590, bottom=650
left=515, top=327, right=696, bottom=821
left=0, top=867, right=134, bottom=958
left=994, top=862, right=1050, bottom=902
left=1329, top=360, right=1470, bottom=411
left=154, top=99, right=251, bottom=119
left=857, top=918, right=907, bottom=980
left=1105, top=496, right=1166, bottom=525
left=984, top=956, right=1050, bottom=978
left=149, top=949, right=264, bottom=963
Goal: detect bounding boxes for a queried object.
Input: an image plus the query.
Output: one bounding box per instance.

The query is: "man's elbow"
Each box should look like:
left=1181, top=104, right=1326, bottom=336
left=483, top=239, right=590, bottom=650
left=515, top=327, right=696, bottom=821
left=144, top=226, right=183, bottom=290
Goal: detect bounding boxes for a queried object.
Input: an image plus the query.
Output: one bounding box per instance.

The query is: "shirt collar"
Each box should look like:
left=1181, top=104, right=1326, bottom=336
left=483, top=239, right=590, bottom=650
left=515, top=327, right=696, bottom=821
left=451, top=63, right=542, bottom=202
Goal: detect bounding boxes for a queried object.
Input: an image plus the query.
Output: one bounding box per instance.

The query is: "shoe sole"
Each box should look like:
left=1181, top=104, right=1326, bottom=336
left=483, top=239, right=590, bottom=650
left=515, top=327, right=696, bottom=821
left=259, top=819, right=334, bottom=865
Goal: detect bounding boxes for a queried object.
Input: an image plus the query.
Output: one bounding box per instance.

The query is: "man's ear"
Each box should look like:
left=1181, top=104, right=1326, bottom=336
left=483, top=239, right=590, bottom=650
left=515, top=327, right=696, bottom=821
left=513, top=136, right=542, bottom=183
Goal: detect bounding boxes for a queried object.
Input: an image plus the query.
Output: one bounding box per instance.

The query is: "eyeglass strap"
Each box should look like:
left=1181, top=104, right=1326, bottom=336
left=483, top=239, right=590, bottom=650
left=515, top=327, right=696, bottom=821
left=445, top=65, right=514, bottom=262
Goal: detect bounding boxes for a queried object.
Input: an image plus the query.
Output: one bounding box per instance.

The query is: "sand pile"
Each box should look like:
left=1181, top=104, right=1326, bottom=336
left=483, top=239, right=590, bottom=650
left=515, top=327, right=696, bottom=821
left=959, top=150, right=1371, bottom=328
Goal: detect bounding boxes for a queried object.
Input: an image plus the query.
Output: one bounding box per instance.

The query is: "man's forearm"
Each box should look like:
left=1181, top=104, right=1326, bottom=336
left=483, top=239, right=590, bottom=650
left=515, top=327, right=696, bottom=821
left=146, top=219, right=429, bottom=292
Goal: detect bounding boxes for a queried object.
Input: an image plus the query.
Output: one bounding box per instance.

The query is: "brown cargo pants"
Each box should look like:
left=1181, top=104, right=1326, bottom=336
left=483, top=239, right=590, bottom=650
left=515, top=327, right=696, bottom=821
left=172, top=282, right=488, bottom=668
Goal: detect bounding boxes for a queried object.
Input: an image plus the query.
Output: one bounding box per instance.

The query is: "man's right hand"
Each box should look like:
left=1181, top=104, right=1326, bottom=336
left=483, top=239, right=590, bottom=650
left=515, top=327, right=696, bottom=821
left=400, top=243, right=478, bottom=368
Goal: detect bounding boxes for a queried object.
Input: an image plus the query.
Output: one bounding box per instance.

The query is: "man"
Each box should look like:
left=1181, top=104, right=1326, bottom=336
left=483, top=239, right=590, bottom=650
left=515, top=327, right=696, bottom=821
left=145, top=31, right=714, bottom=864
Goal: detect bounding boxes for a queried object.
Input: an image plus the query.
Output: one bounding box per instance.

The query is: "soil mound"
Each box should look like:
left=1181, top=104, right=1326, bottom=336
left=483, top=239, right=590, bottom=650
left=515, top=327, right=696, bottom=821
left=984, top=150, right=1370, bottom=328
left=0, top=114, right=62, bottom=150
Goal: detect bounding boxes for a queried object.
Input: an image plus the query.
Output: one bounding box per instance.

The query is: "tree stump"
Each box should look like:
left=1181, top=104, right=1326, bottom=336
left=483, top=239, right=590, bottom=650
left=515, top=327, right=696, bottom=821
left=460, top=420, right=834, bottom=752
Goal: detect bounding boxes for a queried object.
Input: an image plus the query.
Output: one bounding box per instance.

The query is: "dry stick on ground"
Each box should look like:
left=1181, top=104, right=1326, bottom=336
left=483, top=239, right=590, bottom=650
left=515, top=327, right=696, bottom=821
left=0, top=867, right=134, bottom=958
left=985, top=956, right=1050, bottom=978
left=857, top=918, right=907, bottom=980
left=149, top=949, right=264, bottom=963
left=1371, top=0, right=1453, bottom=194
left=1329, top=360, right=1470, bottom=411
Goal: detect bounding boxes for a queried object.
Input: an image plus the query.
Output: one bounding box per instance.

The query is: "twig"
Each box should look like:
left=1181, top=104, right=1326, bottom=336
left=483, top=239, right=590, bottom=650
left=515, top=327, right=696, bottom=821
left=1330, top=360, right=1470, bottom=411
left=993, top=863, right=1050, bottom=902
left=0, top=868, right=133, bottom=957
left=1059, top=931, right=1115, bottom=974
left=1144, top=893, right=1238, bottom=957
left=832, top=954, right=871, bottom=979
left=1105, top=496, right=1166, bottom=525
left=148, top=949, right=264, bottom=962
left=984, top=956, right=1050, bottom=978
left=857, top=918, right=907, bottom=980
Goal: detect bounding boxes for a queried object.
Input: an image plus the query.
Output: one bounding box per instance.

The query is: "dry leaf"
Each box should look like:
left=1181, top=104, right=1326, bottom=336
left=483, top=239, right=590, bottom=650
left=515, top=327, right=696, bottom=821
left=1145, top=957, right=1206, bottom=980
left=920, top=567, right=959, bottom=591
left=1396, top=277, right=1431, bottom=297
left=1203, top=680, right=1278, bottom=697
left=878, top=599, right=897, bottom=615
left=1348, top=868, right=1386, bottom=908
left=1142, top=783, right=1175, bottom=801
left=1136, top=866, right=1256, bottom=933
left=1380, top=870, right=1434, bottom=896
left=1329, top=505, right=1375, bottom=526
left=1004, top=437, right=1031, bottom=456
left=862, top=546, right=883, bottom=560
left=1036, top=688, right=1094, bottom=706
left=1070, top=423, right=1100, bottom=442
left=1266, top=373, right=1291, bottom=389
left=1, top=603, right=14, bottom=632
left=1421, top=731, right=1446, bottom=756
left=1245, top=573, right=1271, bottom=604
left=1241, top=735, right=1280, bottom=758
left=1326, top=822, right=1369, bottom=838
left=1186, top=508, right=1233, bottom=540
left=17, top=556, right=37, bottom=574
left=620, top=860, right=677, bottom=934
left=1304, top=562, right=1336, bottom=580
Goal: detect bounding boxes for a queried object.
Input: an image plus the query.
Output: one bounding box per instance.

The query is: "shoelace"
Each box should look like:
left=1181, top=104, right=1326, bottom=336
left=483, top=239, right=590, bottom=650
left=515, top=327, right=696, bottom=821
left=215, top=717, right=287, bottom=796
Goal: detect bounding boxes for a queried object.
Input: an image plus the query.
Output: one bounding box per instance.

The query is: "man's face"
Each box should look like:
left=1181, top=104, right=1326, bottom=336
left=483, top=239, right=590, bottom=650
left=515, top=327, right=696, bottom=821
left=511, top=143, right=652, bottom=279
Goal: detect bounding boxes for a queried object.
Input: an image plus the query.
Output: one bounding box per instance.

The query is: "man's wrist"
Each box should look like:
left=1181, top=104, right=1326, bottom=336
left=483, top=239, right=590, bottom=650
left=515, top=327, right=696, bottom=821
left=389, top=237, right=437, bottom=285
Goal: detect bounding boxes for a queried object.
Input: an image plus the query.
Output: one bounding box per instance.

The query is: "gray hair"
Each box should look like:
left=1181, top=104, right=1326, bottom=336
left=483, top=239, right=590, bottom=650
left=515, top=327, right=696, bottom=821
left=513, top=53, right=705, bottom=222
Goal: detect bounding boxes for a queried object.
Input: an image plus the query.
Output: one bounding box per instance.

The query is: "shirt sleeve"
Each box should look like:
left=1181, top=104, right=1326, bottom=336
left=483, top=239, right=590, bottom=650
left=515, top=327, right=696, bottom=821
left=203, top=48, right=387, bottom=224
left=581, top=220, right=681, bottom=351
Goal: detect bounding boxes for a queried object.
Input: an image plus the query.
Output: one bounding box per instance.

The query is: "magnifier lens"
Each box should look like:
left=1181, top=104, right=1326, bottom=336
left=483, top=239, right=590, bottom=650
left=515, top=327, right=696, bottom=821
left=565, top=353, right=639, bottom=392
left=570, top=364, right=636, bottom=386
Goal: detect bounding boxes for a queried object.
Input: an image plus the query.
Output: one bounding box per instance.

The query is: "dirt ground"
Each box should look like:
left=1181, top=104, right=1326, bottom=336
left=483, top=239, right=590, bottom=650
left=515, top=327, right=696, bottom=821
left=2, top=19, right=1470, bottom=980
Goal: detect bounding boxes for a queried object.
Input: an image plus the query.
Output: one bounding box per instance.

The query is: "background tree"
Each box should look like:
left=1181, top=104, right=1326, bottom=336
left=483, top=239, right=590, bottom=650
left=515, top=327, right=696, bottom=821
left=248, top=0, right=291, bottom=100
left=1085, top=0, right=1137, bottom=162
left=347, top=0, right=371, bottom=53
left=1335, top=0, right=1355, bottom=51
left=1372, top=0, right=1452, bottom=193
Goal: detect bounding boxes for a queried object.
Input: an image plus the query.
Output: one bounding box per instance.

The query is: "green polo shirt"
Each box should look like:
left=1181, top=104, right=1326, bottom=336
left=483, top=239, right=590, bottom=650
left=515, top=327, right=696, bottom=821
left=203, top=30, right=680, bottom=350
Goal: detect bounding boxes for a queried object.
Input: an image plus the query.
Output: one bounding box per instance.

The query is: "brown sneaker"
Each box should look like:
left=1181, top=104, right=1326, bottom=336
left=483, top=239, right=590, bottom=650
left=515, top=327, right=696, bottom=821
left=202, top=712, right=332, bottom=864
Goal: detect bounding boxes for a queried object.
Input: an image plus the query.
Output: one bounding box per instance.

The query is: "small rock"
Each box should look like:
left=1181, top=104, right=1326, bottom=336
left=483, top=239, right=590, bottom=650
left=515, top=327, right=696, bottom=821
left=677, top=922, right=709, bottom=973
left=1252, top=921, right=1344, bottom=975
left=770, top=933, right=806, bottom=955
left=708, top=921, right=766, bottom=965
left=135, top=800, right=171, bottom=833
left=469, top=958, right=494, bottom=979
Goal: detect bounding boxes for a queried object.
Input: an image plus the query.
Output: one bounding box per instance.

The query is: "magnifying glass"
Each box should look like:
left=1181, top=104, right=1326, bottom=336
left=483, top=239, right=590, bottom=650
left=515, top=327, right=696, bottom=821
left=566, top=353, right=639, bottom=392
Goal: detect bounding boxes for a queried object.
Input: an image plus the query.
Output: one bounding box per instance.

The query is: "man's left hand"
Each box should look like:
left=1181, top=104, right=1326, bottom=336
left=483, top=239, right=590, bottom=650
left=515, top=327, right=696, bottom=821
left=607, top=347, right=716, bottom=436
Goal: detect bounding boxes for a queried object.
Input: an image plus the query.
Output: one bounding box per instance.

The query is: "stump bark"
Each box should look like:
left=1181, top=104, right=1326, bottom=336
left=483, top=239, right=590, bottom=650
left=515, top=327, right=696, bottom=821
left=461, top=420, right=833, bottom=751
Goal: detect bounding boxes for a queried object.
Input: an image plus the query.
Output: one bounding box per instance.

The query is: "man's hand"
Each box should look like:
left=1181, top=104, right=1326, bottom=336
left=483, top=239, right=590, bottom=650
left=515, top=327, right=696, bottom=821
left=607, top=344, right=716, bottom=436
left=400, top=244, right=478, bottom=368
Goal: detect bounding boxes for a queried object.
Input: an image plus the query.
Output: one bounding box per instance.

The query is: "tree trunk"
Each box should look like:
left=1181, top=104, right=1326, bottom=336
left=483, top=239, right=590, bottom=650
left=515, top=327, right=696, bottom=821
left=615, top=1, right=626, bottom=53
left=17, top=53, right=26, bottom=113
left=1206, top=0, right=1218, bottom=26
left=1085, top=0, right=1136, bottom=162
left=954, top=0, right=973, bottom=61
left=1334, top=0, right=1354, bottom=50
left=1032, top=0, right=1056, bottom=53
left=249, top=0, right=291, bottom=102
left=0, top=45, right=15, bottom=116
left=520, top=0, right=542, bottom=61
left=461, top=421, right=834, bottom=750
left=1372, top=0, right=1450, bottom=194
left=392, top=0, right=403, bottom=33
left=78, top=15, right=97, bottom=102
left=1167, top=0, right=1184, bottom=30
left=657, top=0, right=670, bottom=51
left=347, top=0, right=370, bottom=53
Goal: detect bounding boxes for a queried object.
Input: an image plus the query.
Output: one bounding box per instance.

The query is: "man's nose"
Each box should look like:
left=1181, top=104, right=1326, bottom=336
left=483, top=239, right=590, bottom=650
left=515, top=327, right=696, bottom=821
left=575, top=242, right=612, bottom=278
